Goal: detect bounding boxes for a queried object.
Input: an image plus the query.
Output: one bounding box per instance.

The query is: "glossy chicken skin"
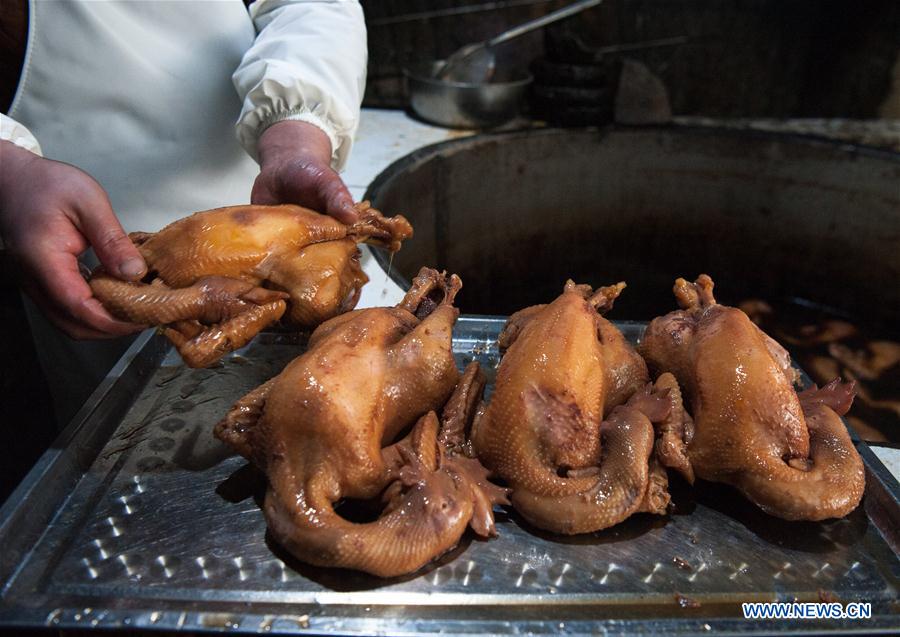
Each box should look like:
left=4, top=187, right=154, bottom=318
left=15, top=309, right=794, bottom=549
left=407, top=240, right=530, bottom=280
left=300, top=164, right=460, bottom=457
left=472, top=281, right=675, bottom=534
left=91, top=202, right=412, bottom=367
left=215, top=268, right=507, bottom=577
left=640, top=275, right=865, bottom=521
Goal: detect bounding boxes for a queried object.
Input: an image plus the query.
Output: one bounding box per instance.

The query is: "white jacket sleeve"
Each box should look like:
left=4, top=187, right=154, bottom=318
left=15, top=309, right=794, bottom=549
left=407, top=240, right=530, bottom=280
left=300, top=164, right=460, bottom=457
left=0, top=113, right=43, bottom=156
left=233, top=0, right=367, bottom=170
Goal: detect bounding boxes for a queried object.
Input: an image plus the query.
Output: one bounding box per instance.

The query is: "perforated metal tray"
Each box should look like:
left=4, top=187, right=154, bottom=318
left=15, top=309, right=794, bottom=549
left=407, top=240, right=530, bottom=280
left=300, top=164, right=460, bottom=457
left=1, top=317, right=898, bottom=635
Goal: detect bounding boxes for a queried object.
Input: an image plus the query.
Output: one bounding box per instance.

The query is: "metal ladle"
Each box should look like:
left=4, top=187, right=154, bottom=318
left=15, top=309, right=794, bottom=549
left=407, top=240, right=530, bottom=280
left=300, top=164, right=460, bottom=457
left=435, top=0, right=604, bottom=84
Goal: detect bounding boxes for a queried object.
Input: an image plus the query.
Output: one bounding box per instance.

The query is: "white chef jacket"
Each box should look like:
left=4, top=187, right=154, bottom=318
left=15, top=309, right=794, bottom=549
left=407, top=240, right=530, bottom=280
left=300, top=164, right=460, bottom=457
left=3, top=0, right=367, bottom=233
left=1, top=0, right=369, bottom=425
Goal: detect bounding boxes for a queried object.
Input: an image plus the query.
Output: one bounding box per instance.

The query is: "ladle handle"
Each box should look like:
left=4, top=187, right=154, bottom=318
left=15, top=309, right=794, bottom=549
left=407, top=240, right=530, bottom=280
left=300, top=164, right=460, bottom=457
left=487, top=0, right=604, bottom=48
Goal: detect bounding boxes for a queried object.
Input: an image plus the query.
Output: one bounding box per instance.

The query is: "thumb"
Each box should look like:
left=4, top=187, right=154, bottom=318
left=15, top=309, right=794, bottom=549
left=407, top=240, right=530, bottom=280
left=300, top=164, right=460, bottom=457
left=74, top=192, right=146, bottom=281
left=250, top=172, right=279, bottom=205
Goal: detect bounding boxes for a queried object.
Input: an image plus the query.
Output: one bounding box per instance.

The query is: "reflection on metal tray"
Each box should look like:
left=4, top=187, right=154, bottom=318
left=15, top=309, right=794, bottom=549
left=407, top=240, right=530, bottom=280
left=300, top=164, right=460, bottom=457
left=0, top=317, right=898, bottom=635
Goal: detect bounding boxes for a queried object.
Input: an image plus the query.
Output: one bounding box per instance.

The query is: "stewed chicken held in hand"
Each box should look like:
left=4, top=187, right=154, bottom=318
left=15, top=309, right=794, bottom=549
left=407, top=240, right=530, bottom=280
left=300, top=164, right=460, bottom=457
left=90, top=202, right=412, bottom=367
left=215, top=268, right=507, bottom=577
left=472, top=281, right=686, bottom=535
left=639, top=275, right=865, bottom=521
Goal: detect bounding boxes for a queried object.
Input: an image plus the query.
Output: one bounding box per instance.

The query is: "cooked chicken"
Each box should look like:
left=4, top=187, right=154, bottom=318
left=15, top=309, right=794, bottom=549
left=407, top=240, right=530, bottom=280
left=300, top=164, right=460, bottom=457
left=640, top=275, right=865, bottom=521
left=90, top=202, right=412, bottom=367
left=215, top=268, right=507, bottom=577
left=652, top=371, right=695, bottom=484
left=472, top=281, right=677, bottom=534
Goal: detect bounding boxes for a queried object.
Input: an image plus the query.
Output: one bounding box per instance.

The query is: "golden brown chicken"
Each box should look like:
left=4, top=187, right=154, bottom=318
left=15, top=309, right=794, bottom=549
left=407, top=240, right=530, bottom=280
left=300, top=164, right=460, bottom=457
left=90, top=202, right=412, bottom=367
left=215, top=268, right=507, bottom=577
left=639, top=275, right=865, bottom=521
left=472, top=281, right=678, bottom=535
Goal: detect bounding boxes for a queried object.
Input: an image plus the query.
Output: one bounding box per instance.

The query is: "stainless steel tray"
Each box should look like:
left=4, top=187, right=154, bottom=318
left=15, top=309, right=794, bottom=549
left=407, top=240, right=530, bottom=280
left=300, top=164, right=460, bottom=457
left=1, top=317, right=898, bottom=635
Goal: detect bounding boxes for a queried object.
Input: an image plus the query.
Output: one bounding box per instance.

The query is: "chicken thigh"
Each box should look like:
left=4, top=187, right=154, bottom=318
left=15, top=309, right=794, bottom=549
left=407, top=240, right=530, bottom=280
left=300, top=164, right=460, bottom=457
left=91, top=202, right=412, bottom=367
left=472, top=281, right=677, bottom=534
left=639, top=274, right=865, bottom=521
left=215, top=268, right=507, bottom=577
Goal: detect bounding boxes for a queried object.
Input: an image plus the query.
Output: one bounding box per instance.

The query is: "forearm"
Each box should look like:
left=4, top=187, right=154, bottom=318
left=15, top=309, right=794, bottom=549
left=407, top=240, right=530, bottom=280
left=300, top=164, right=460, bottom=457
left=233, top=0, right=367, bottom=170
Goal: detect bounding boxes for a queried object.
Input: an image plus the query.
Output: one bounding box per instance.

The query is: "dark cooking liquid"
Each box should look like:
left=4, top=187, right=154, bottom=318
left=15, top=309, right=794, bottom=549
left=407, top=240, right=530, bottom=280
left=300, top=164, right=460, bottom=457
left=740, top=298, right=899, bottom=443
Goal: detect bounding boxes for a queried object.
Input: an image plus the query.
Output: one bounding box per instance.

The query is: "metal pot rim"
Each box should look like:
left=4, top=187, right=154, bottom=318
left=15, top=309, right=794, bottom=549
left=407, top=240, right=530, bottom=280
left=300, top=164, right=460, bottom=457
left=365, top=124, right=900, bottom=295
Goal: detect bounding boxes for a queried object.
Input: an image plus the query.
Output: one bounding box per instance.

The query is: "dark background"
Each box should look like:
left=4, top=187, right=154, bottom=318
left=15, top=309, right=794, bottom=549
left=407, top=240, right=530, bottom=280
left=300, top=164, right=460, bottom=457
left=360, top=0, right=900, bottom=116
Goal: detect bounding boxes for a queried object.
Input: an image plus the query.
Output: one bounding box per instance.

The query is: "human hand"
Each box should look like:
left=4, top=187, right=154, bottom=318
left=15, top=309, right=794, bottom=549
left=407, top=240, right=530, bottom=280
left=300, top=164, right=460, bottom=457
left=0, top=141, right=147, bottom=339
left=252, top=120, right=358, bottom=224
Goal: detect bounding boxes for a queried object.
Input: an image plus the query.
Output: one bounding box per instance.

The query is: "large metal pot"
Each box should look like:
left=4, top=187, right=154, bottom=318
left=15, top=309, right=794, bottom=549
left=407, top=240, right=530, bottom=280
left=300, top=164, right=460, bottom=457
left=366, top=126, right=900, bottom=326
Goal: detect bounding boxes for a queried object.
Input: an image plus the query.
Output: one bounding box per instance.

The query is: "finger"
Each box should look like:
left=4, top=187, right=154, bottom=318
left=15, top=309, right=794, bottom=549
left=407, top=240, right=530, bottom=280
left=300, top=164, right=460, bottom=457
left=317, top=168, right=359, bottom=224
left=77, top=297, right=148, bottom=337
left=22, top=280, right=126, bottom=340
left=72, top=191, right=146, bottom=281
left=30, top=251, right=148, bottom=338
left=44, top=306, right=123, bottom=340
left=278, top=163, right=358, bottom=223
